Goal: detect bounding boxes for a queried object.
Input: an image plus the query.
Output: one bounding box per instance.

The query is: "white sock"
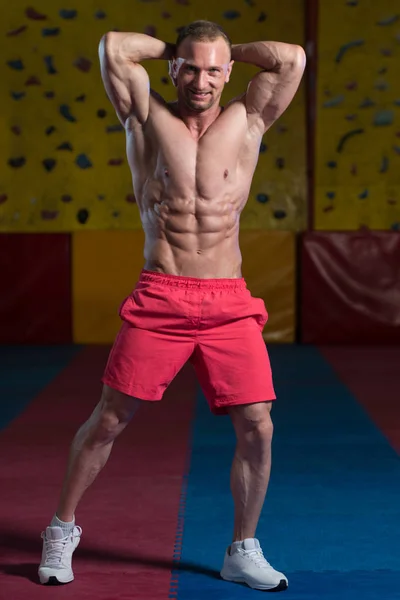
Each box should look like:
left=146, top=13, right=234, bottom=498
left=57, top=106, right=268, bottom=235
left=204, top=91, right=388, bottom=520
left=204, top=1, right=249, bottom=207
left=50, top=514, right=75, bottom=536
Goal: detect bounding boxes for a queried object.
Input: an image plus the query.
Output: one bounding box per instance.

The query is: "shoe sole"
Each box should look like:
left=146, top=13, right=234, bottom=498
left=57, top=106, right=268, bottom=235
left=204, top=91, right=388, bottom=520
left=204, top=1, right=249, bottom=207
left=221, top=574, right=288, bottom=592
left=40, top=575, right=74, bottom=586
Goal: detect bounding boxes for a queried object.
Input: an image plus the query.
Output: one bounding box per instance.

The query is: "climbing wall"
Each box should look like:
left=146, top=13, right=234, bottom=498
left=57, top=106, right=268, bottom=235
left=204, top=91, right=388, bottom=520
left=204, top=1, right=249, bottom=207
left=1, top=0, right=306, bottom=232
left=315, top=0, right=400, bottom=230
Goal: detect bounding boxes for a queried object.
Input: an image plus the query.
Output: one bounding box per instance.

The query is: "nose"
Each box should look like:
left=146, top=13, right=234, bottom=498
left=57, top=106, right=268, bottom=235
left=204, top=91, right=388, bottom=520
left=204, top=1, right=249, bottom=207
left=193, top=69, right=208, bottom=89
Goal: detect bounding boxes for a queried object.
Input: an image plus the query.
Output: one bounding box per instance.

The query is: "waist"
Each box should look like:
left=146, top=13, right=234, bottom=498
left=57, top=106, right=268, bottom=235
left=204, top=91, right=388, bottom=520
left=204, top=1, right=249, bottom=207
left=139, top=269, right=246, bottom=290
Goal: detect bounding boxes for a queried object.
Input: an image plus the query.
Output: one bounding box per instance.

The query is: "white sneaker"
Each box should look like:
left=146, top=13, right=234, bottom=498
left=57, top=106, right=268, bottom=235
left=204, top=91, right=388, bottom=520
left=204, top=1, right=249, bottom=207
left=38, top=525, right=82, bottom=585
left=220, top=538, right=288, bottom=591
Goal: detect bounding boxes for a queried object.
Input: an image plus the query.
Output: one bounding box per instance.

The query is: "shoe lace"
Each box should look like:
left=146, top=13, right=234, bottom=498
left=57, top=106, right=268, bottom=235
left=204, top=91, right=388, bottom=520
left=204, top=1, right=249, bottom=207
left=41, top=527, right=82, bottom=567
left=242, top=547, right=272, bottom=569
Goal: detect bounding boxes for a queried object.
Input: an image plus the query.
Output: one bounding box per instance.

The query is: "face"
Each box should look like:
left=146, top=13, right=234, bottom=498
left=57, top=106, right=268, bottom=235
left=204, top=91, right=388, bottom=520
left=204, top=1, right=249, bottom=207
left=170, top=37, right=233, bottom=113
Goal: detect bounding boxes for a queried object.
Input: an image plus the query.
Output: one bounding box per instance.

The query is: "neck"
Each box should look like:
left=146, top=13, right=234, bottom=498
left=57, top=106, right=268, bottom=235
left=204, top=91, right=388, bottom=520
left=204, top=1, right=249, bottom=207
left=176, top=99, right=222, bottom=139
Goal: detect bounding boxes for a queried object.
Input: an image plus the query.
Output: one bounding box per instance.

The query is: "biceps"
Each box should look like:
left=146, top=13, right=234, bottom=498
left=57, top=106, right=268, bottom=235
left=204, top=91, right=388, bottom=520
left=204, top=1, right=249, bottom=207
left=246, top=67, right=304, bottom=131
left=99, top=42, right=150, bottom=125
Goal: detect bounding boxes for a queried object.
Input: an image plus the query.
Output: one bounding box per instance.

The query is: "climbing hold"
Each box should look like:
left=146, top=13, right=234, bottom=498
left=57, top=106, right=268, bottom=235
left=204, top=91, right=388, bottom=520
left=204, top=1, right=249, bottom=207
left=59, top=9, right=77, bottom=19
left=327, top=161, right=337, bottom=168
left=144, top=25, right=156, bottom=37
left=7, top=59, right=24, bottom=71
left=359, top=97, right=375, bottom=108
left=326, top=191, right=335, bottom=199
left=373, top=110, right=394, bottom=126
left=335, top=39, right=364, bottom=63
left=380, top=48, right=392, bottom=57
left=161, top=76, right=169, bottom=84
left=57, top=142, right=73, bottom=151
left=97, top=109, right=107, bottom=118
left=25, top=76, right=41, bottom=86
left=393, top=146, right=400, bottom=155
left=26, top=7, right=47, bottom=20
left=0, top=194, right=8, bottom=204
left=11, top=92, right=26, bottom=100
left=45, top=126, right=56, bottom=135
left=345, top=81, right=357, bottom=91
left=42, top=27, right=60, bottom=36
left=387, top=199, right=397, bottom=206
left=11, top=126, right=21, bottom=135
left=126, top=194, right=136, bottom=203
left=257, top=12, right=267, bottom=22
left=44, top=56, right=57, bottom=74
left=77, top=208, right=89, bottom=224
left=74, top=57, right=92, bottom=72
left=350, top=163, right=358, bottom=175
left=336, top=129, right=364, bottom=152
left=7, top=25, right=27, bottom=36
left=94, top=10, right=106, bottom=18
left=358, top=189, right=369, bottom=199
left=41, top=210, right=59, bottom=220
left=108, top=158, right=124, bottom=166
left=106, top=124, right=124, bottom=133
left=256, top=193, right=269, bottom=204
left=376, top=15, right=399, bottom=26
left=75, top=94, right=86, bottom=102
left=162, top=11, right=171, bottom=18
left=345, top=114, right=357, bottom=121
left=323, top=95, right=344, bottom=108
left=61, top=194, right=72, bottom=202
left=42, top=158, right=57, bottom=172
left=98, top=194, right=106, bottom=200
left=375, top=80, right=389, bottom=91
left=44, top=91, right=55, bottom=98
left=176, top=0, right=190, bottom=4
left=224, top=10, right=240, bottom=19
left=112, top=210, right=120, bottom=218
left=8, top=157, right=26, bottom=168
left=273, top=210, right=287, bottom=220
left=380, top=156, right=389, bottom=173
left=76, top=154, right=92, bottom=168
left=323, top=205, right=335, bottom=213
left=60, top=104, right=77, bottom=122
left=276, top=157, right=285, bottom=169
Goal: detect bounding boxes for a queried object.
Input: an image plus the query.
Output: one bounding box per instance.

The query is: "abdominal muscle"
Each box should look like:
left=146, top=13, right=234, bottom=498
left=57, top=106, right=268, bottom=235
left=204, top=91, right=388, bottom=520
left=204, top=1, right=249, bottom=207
left=140, top=193, right=244, bottom=279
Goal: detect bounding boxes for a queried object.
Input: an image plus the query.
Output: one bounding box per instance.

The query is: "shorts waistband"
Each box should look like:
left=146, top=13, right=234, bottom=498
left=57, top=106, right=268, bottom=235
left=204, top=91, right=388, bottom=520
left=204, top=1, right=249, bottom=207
left=140, top=269, right=246, bottom=290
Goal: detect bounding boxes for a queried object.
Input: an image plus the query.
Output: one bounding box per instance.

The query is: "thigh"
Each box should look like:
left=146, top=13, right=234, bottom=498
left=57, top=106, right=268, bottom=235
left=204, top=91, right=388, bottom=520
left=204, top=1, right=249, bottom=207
left=191, top=317, right=276, bottom=415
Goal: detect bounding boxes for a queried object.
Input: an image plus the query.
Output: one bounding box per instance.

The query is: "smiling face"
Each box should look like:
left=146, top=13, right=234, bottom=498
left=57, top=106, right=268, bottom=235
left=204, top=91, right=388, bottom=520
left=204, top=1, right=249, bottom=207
left=171, top=36, right=233, bottom=113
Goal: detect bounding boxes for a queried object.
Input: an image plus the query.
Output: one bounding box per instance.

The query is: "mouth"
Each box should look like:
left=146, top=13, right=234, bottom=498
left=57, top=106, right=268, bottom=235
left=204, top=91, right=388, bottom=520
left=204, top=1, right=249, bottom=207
left=189, top=90, right=211, bottom=101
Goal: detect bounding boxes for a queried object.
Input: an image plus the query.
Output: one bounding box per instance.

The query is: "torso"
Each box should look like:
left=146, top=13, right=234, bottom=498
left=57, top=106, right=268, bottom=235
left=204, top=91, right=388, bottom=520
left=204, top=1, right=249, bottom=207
left=126, top=92, right=262, bottom=278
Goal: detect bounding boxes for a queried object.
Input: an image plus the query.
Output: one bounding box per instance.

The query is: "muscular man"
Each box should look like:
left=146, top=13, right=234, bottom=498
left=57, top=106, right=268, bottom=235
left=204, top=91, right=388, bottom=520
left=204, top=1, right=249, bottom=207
left=38, top=20, right=305, bottom=592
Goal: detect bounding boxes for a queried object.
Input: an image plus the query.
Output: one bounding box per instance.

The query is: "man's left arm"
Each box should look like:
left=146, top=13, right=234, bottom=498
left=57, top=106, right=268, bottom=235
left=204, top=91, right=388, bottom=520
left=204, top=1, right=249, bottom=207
left=231, top=41, right=306, bottom=134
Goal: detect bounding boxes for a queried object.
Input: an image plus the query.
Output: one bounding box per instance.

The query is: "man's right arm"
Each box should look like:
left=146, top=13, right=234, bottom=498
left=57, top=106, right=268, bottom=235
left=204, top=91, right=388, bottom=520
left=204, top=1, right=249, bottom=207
left=98, top=32, right=174, bottom=126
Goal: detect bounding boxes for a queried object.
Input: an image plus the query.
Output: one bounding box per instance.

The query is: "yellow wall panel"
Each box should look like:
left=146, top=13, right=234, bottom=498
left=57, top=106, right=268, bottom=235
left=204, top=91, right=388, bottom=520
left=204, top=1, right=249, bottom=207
left=73, top=230, right=296, bottom=344
left=240, top=230, right=296, bottom=343
left=1, top=0, right=306, bottom=232
left=72, top=230, right=145, bottom=343
left=315, top=0, right=400, bottom=230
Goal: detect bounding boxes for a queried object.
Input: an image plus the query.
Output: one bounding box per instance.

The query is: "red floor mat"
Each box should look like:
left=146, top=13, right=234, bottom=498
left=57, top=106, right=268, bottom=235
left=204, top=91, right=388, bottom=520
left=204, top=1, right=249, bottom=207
left=320, top=346, right=400, bottom=454
left=0, top=346, right=197, bottom=599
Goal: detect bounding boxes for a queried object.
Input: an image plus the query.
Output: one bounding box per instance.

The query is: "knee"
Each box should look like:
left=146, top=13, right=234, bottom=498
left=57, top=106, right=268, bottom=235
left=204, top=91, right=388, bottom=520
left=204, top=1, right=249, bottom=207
left=80, top=386, right=140, bottom=447
left=234, top=406, right=274, bottom=457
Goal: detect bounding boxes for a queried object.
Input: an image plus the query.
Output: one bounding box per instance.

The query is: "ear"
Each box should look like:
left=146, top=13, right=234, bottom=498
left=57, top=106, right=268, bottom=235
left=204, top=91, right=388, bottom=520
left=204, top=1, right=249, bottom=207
left=225, top=60, right=234, bottom=83
left=168, top=59, right=178, bottom=87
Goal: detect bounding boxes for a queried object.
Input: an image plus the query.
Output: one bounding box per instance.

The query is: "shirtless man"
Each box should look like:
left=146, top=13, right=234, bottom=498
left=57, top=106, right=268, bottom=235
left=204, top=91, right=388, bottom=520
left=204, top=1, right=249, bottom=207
left=38, top=21, right=305, bottom=592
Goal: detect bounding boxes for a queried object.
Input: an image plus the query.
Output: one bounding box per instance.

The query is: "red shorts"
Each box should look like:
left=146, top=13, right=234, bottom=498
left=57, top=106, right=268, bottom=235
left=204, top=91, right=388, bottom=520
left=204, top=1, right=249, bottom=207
left=102, top=270, right=276, bottom=415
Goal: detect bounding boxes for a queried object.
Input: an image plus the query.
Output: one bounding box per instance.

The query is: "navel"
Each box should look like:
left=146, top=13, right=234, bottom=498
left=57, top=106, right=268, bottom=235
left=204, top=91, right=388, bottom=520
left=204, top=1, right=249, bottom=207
left=224, top=169, right=229, bottom=179
left=164, top=168, right=169, bottom=178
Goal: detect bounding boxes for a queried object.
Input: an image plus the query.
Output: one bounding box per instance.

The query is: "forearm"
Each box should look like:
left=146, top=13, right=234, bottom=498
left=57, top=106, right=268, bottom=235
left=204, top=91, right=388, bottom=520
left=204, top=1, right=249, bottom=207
left=231, top=41, right=303, bottom=72
left=102, top=31, right=175, bottom=63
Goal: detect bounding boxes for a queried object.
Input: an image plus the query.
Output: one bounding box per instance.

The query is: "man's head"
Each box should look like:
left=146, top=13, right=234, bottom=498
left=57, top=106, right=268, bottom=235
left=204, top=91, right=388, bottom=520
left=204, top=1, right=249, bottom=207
left=169, top=20, right=234, bottom=113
